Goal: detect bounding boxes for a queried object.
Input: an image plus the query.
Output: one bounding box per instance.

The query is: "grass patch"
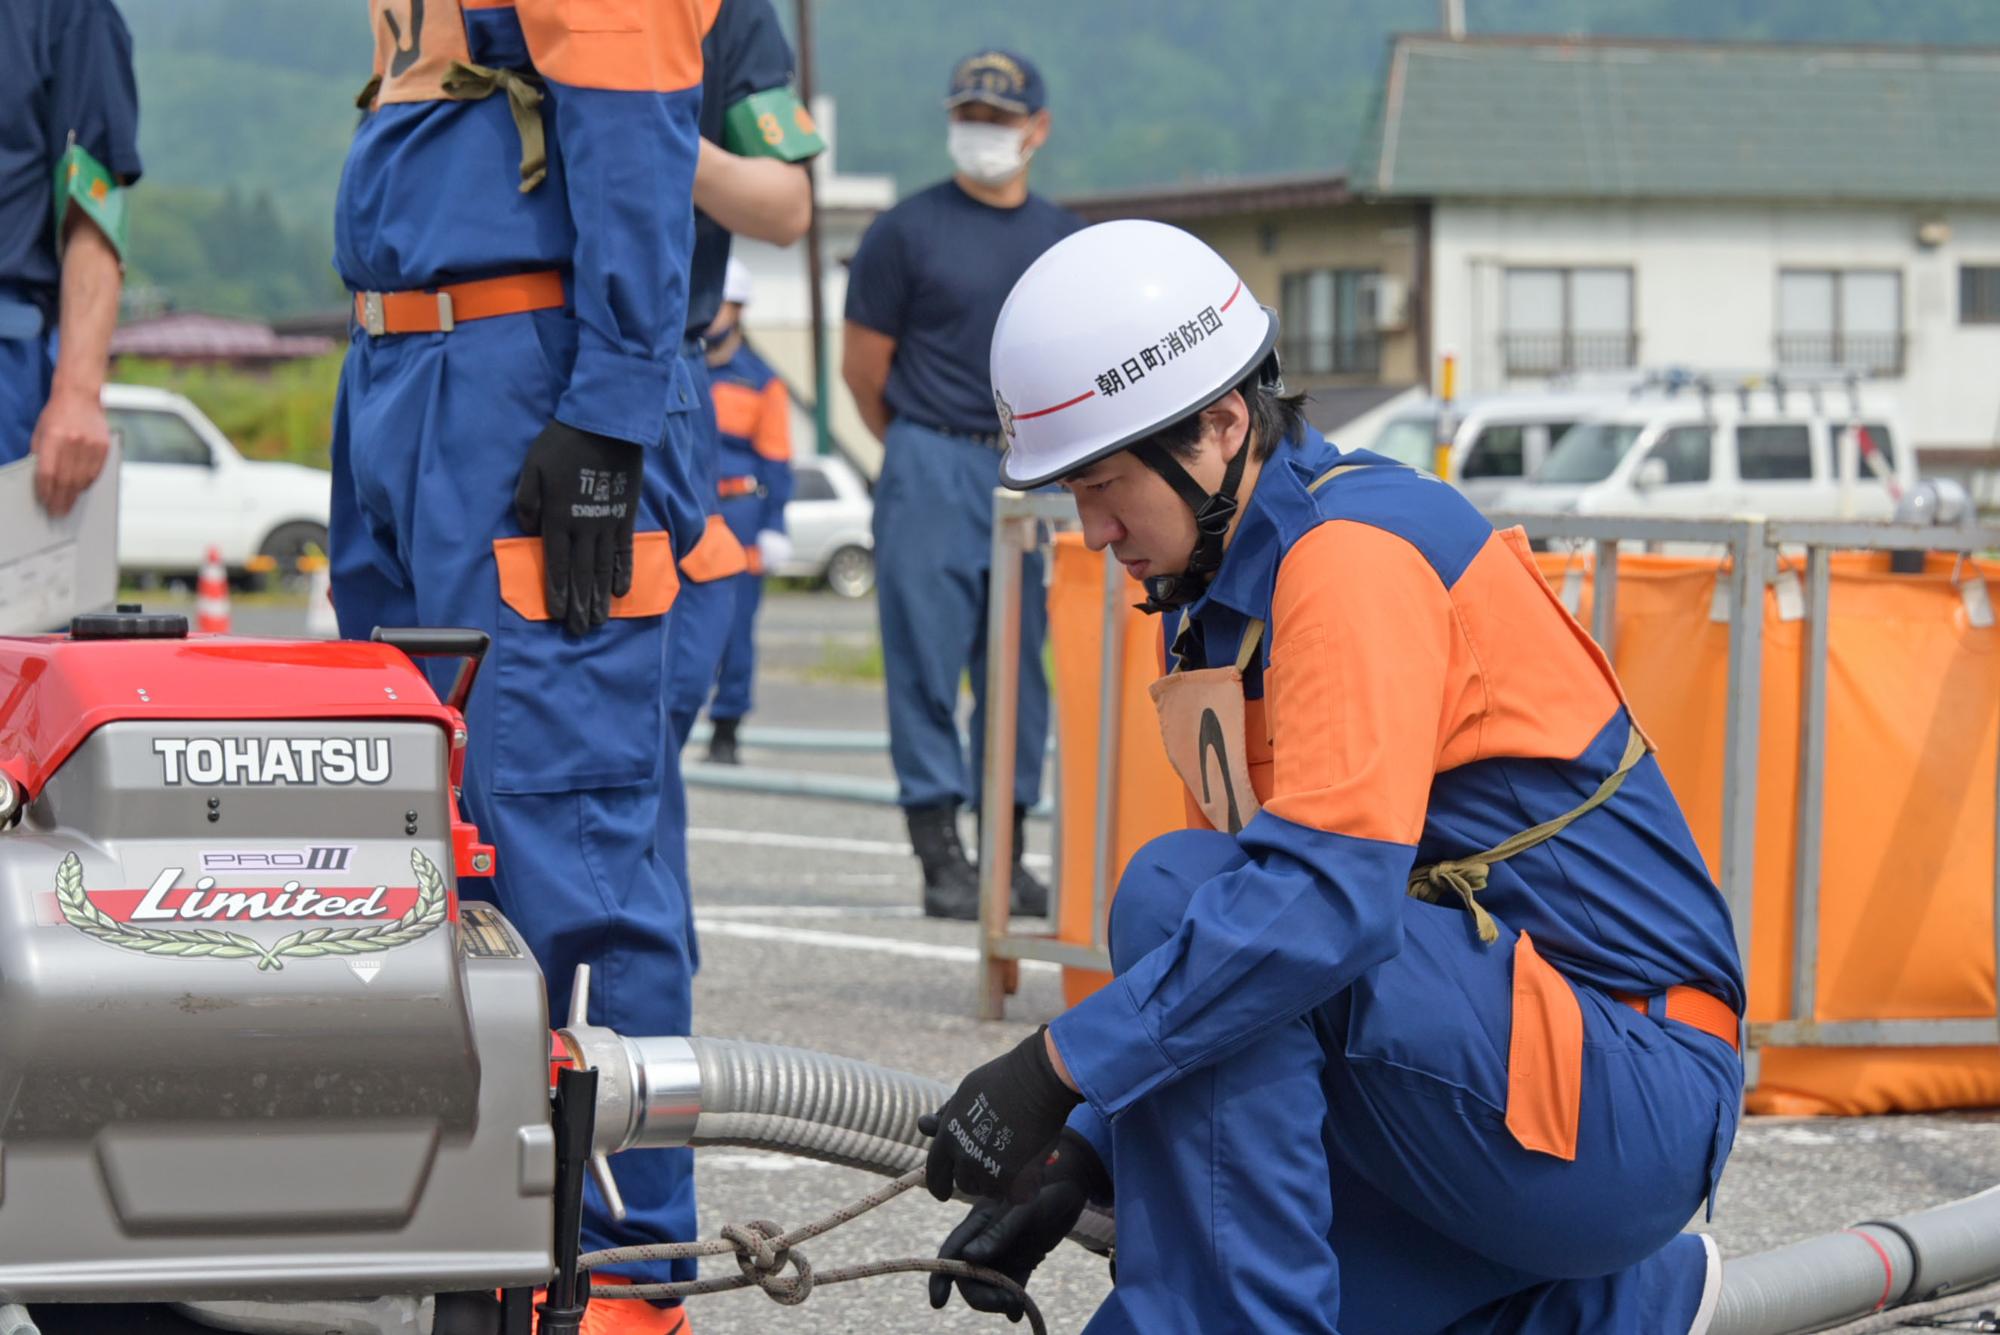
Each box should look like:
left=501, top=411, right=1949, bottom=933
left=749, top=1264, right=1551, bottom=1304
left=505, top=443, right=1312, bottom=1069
left=807, top=636, right=886, bottom=683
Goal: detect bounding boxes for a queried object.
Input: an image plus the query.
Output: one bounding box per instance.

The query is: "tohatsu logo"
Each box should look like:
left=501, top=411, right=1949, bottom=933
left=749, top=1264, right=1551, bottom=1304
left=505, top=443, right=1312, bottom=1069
left=154, top=738, right=391, bottom=786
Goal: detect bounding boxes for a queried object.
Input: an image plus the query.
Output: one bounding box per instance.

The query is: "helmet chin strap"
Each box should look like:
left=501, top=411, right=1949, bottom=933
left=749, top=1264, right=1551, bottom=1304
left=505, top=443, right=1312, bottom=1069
left=1131, top=435, right=1250, bottom=614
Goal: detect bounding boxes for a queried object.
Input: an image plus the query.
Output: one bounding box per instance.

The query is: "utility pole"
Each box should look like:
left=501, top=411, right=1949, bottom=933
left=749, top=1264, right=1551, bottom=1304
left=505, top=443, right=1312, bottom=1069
left=793, top=0, right=833, bottom=455
left=1442, top=0, right=1466, bottom=39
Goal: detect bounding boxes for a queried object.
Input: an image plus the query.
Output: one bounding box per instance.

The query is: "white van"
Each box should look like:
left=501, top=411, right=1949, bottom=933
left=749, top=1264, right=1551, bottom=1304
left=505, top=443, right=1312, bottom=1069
left=1492, top=391, right=1916, bottom=522
left=1364, top=391, right=1624, bottom=509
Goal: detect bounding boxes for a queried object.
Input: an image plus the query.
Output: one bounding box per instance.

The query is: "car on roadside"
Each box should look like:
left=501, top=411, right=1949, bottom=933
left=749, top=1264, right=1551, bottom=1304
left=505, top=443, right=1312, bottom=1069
left=105, top=384, right=331, bottom=585
left=1364, top=390, right=1624, bottom=508
left=776, top=451, right=875, bottom=598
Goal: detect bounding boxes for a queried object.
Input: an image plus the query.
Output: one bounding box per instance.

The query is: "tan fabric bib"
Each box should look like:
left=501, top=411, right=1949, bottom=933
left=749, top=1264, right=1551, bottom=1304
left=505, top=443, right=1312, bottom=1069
left=1149, top=622, right=1265, bottom=835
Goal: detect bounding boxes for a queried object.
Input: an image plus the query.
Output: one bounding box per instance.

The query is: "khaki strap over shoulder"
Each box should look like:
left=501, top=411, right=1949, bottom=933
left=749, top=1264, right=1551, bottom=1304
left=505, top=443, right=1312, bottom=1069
left=1211, top=463, right=1365, bottom=678
left=1410, top=726, right=1651, bottom=945
left=441, top=60, right=548, bottom=192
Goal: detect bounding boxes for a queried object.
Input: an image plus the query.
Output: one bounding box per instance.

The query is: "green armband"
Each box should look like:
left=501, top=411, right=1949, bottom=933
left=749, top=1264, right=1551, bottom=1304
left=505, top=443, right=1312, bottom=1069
left=721, top=87, right=826, bottom=164
left=53, top=140, right=128, bottom=262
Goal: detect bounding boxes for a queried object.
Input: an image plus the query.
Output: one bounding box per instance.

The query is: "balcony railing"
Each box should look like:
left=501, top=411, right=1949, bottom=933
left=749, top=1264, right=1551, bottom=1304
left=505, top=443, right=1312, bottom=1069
left=1500, top=330, right=1638, bottom=377
left=1774, top=332, right=1906, bottom=377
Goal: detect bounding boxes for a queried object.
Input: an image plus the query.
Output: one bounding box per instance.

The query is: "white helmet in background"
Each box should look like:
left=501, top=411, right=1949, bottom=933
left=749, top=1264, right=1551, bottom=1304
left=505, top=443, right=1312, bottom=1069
left=991, top=219, right=1281, bottom=609
left=991, top=219, right=1278, bottom=490
left=722, top=256, right=754, bottom=307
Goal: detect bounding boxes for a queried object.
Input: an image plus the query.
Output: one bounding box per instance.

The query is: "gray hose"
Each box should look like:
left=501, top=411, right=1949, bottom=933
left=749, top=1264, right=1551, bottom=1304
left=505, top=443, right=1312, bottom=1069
left=1712, top=1184, right=2000, bottom=1335
left=0, top=1307, right=38, bottom=1335
left=682, top=1037, right=1117, bottom=1255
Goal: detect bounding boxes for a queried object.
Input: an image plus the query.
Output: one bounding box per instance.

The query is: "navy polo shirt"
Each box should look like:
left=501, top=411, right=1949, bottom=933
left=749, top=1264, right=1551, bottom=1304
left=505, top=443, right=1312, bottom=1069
left=687, top=0, right=808, bottom=337
left=845, top=180, right=1080, bottom=436
left=0, top=0, right=141, bottom=318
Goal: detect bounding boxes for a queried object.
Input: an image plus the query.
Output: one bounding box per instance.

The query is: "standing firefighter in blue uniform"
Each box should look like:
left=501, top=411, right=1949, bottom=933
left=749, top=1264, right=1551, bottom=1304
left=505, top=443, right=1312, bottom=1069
left=332, top=4, right=707, bottom=1330
left=698, top=258, right=793, bottom=766
left=0, top=0, right=138, bottom=517
left=659, top=0, right=820, bottom=903
left=922, top=222, right=1746, bottom=1335
left=842, top=49, right=1081, bottom=920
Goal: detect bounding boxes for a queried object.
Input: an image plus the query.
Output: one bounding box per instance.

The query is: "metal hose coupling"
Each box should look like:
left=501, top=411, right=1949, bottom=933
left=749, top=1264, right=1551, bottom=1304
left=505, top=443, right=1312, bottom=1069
left=555, top=965, right=1117, bottom=1255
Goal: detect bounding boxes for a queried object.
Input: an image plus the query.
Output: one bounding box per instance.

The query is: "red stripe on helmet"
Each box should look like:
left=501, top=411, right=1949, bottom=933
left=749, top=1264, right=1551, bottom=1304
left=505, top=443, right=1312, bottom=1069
left=1220, top=279, right=1244, bottom=312
left=1016, top=388, right=1096, bottom=420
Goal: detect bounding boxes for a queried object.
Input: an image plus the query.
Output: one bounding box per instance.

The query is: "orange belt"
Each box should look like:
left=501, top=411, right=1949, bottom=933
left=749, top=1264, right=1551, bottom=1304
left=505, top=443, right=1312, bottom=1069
left=355, top=269, right=566, bottom=337
left=1619, top=985, right=1740, bottom=1052
left=717, top=475, right=760, bottom=498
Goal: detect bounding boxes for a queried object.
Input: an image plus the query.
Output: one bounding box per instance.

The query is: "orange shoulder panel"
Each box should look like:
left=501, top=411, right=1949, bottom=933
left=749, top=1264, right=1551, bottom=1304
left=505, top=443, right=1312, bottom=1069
left=1261, top=520, right=1468, bottom=847
left=1449, top=530, right=1625, bottom=765
left=516, top=0, right=703, bottom=93
left=710, top=381, right=763, bottom=441
left=753, top=379, right=793, bottom=462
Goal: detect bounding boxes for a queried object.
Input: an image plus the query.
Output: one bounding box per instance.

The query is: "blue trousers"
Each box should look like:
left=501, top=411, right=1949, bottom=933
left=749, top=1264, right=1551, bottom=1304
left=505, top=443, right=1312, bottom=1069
left=0, top=329, right=53, bottom=465
left=710, top=567, right=762, bottom=720
left=1085, top=830, right=1739, bottom=1334
left=329, top=309, right=702, bottom=1284
left=873, top=418, right=1047, bottom=811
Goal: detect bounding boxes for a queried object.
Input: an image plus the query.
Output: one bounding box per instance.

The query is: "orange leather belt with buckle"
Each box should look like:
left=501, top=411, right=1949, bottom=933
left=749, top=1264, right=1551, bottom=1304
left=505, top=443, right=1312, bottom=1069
left=354, top=269, right=566, bottom=337
left=716, top=476, right=760, bottom=498
left=1618, top=985, right=1740, bottom=1052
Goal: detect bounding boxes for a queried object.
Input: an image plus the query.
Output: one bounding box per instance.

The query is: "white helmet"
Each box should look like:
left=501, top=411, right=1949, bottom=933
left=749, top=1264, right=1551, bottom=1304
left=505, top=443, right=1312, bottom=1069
left=991, top=219, right=1279, bottom=490
left=722, top=256, right=754, bottom=307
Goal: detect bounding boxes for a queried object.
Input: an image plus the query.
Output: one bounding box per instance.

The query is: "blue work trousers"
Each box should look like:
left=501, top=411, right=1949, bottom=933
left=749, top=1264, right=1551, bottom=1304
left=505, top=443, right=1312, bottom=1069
left=873, top=418, right=1047, bottom=812
left=710, top=565, right=763, bottom=721
left=0, top=307, right=53, bottom=465
left=1082, top=829, right=1740, bottom=1334
left=328, top=309, right=702, bottom=1285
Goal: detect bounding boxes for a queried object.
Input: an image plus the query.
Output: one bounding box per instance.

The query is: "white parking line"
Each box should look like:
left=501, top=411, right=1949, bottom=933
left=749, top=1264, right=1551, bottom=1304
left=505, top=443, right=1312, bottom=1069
left=690, top=825, right=1052, bottom=870
left=697, top=904, right=924, bottom=920
left=692, top=918, right=1059, bottom=971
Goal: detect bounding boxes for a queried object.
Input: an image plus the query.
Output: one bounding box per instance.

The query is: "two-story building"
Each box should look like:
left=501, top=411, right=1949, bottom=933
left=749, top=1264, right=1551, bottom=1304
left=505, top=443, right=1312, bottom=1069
left=1350, top=33, right=2000, bottom=485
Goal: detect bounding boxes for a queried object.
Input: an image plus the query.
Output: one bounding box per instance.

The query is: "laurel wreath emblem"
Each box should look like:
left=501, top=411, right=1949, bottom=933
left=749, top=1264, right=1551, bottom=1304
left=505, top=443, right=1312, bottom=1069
left=55, top=848, right=448, bottom=971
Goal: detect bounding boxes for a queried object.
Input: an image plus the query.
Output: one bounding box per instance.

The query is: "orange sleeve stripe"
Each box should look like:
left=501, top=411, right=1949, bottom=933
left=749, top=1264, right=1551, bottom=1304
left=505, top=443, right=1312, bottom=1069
left=753, top=379, right=793, bottom=462
left=517, top=0, right=703, bottom=93
left=1448, top=531, right=1626, bottom=765
left=711, top=381, right=764, bottom=440
left=1261, top=521, right=1458, bottom=847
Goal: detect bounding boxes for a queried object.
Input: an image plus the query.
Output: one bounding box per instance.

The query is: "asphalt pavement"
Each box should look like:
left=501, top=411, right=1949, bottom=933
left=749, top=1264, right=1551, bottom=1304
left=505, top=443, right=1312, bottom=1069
left=140, top=585, right=2000, bottom=1334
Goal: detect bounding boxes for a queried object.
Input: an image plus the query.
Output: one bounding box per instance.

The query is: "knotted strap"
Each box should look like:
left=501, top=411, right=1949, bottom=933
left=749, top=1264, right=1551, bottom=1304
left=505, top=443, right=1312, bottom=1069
left=1408, top=726, right=1650, bottom=944
left=440, top=60, right=548, bottom=191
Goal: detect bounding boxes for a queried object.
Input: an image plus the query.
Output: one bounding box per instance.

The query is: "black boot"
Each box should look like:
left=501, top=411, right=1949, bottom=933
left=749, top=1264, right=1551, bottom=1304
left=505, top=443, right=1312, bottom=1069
left=1008, top=807, right=1049, bottom=917
left=977, top=807, right=1050, bottom=917
left=907, top=803, right=980, bottom=920
left=705, top=716, right=741, bottom=766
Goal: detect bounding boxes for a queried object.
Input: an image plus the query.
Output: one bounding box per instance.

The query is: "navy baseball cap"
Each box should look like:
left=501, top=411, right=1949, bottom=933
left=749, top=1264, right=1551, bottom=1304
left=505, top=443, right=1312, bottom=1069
left=944, top=50, right=1046, bottom=115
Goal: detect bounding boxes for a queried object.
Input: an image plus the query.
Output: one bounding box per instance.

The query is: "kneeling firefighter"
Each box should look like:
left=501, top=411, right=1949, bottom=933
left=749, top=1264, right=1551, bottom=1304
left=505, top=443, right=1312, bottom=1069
left=919, top=220, right=1747, bottom=1334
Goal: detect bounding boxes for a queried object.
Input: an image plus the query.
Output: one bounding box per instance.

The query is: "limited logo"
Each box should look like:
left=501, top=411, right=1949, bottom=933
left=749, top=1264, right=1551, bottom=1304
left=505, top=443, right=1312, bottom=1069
left=154, top=737, right=391, bottom=787
left=201, top=846, right=355, bottom=875
left=55, top=849, right=446, bottom=972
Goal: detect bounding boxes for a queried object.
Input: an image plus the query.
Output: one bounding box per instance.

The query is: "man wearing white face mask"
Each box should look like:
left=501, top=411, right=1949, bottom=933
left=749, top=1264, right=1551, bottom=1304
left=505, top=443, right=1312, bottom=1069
left=844, top=49, right=1081, bottom=920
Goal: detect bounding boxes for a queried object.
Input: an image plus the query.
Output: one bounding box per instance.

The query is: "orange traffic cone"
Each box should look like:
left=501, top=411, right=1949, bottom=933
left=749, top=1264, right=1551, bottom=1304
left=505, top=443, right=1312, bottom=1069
left=301, top=547, right=339, bottom=639
left=196, top=545, right=231, bottom=633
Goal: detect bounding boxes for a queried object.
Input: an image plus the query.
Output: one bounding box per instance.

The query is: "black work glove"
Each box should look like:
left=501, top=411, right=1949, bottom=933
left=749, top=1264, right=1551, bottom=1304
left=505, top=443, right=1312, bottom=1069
left=513, top=420, right=642, bottom=636
left=929, top=1128, right=1109, bottom=1321
left=920, top=1028, right=1081, bottom=1203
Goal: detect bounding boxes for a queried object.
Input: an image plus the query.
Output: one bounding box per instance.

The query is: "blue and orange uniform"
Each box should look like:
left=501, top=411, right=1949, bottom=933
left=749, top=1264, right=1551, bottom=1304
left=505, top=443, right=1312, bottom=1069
left=1050, top=428, right=1745, bottom=1333
left=0, top=0, right=140, bottom=464
left=329, top=0, right=707, bottom=1305
left=704, top=339, right=792, bottom=725
left=656, top=0, right=819, bottom=930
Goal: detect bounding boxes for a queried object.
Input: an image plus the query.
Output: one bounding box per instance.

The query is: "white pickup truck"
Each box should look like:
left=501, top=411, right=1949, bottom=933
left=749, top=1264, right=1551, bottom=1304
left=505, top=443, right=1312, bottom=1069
left=104, top=383, right=331, bottom=582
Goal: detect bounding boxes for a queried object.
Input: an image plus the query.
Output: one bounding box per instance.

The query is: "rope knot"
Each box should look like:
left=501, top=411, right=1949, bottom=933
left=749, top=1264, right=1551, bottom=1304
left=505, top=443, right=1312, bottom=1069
left=722, top=1219, right=815, bottom=1305
left=1408, top=859, right=1501, bottom=945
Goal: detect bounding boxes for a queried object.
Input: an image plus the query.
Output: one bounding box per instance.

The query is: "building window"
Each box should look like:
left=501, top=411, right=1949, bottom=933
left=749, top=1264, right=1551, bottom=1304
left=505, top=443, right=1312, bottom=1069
left=1500, top=267, right=1636, bottom=376
left=1776, top=269, right=1903, bottom=375
left=1961, top=266, right=2000, bottom=325
left=1279, top=269, right=1381, bottom=376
